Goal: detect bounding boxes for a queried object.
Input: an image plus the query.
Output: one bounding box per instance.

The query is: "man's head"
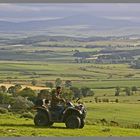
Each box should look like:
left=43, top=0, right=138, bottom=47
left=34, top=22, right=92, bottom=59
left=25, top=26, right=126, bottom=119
left=56, top=86, right=62, bottom=94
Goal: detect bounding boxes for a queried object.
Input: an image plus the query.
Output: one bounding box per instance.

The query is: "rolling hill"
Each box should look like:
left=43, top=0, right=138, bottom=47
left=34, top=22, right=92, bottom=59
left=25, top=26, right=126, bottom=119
left=0, top=14, right=140, bottom=36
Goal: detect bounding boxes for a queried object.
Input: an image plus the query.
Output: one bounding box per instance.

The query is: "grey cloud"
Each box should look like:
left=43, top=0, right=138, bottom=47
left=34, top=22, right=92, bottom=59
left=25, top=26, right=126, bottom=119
left=0, top=4, right=140, bottom=22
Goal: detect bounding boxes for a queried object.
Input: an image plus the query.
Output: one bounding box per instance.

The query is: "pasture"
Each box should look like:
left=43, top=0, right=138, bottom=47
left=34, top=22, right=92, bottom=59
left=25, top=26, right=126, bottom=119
left=0, top=61, right=140, bottom=136
left=0, top=103, right=140, bottom=136
left=86, top=103, right=140, bottom=127
left=0, top=61, right=140, bottom=86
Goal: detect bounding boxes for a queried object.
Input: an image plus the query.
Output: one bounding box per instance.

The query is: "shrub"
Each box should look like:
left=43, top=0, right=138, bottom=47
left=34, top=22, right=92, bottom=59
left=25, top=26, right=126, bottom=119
left=124, top=73, right=135, bottom=78
left=132, top=123, right=140, bottom=129
left=98, top=99, right=102, bottom=102
left=125, top=87, right=131, bottom=96
left=19, top=87, right=36, bottom=98
left=0, top=92, right=11, bottom=104
left=31, top=79, right=37, bottom=86
left=62, top=88, right=74, bottom=100
left=45, top=82, right=54, bottom=88
left=115, top=86, right=121, bottom=96
left=70, top=87, right=82, bottom=99
left=115, top=99, right=119, bottom=103
left=20, top=112, right=34, bottom=119
left=94, top=97, right=98, bottom=103
left=0, top=85, right=7, bottom=93
left=65, top=80, right=72, bottom=88
left=11, top=96, right=34, bottom=113
left=38, top=89, right=51, bottom=100
left=102, top=98, right=109, bottom=103
left=55, top=78, right=62, bottom=87
left=0, top=107, right=8, bottom=114
left=110, top=120, right=119, bottom=126
left=101, top=128, right=110, bottom=132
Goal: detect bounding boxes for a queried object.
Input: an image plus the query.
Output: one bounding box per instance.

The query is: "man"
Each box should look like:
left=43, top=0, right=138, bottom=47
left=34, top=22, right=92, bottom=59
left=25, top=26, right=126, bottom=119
left=51, top=86, right=66, bottom=119
left=51, top=86, right=66, bottom=109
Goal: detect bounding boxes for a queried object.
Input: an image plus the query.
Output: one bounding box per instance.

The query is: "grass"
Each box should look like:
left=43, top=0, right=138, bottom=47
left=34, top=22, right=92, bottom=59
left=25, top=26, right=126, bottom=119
left=86, top=103, right=140, bottom=126
left=0, top=113, right=140, bottom=136
left=0, top=61, right=140, bottom=100
left=74, top=80, right=140, bottom=89
left=0, top=61, right=140, bottom=136
left=0, top=61, right=140, bottom=85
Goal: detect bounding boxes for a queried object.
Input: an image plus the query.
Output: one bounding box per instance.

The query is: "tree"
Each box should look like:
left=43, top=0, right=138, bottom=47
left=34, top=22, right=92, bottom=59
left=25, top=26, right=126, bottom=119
left=115, top=86, right=121, bottom=96
left=31, top=79, right=37, bottom=86
left=132, top=59, right=140, bottom=69
left=131, top=86, right=138, bottom=94
left=62, top=88, right=74, bottom=101
left=55, top=78, right=62, bottom=87
left=88, top=90, right=95, bottom=96
left=19, top=87, right=37, bottom=102
left=65, top=80, right=72, bottom=88
left=0, top=85, right=7, bottom=93
left=15, top=84, right=22, bottom=90
left=45, top=82, right=54, bottom=88
left=75, top=58, right=80, bottom=63
left=7, top=84, right=22, bottom=97
left=70, top=87, right=82, bottom=99
left=94, top=97, right=98, bottom=103
left=81, top=87, right=94, bottom=97
left=7, top=86, right=17, bottom=96
left=0, top=93, right=11, bottom=104
left=38, top=89, right=51, bottom=100
left=125, top=87, right=131, bottom=96
left=14, top=84, right=22, bottom=93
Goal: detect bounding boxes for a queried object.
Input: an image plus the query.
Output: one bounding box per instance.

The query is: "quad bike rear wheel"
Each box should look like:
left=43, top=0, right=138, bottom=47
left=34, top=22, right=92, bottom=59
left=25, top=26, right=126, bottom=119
left=34, top=112, right=50, bottom=127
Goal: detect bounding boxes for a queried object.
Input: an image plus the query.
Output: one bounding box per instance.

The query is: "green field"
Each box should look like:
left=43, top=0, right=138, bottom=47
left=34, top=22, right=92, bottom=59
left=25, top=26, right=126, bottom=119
left=86, top=103, right=140, bottom=127
left=0, top=105, right=140, bottom=137
left=0, top=61, right=140, bottom=99
left=0, top=61, right=140, bottom=86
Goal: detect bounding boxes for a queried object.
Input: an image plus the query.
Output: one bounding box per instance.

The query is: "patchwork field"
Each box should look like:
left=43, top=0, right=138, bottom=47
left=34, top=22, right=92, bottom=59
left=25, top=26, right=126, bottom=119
left=0, top=61, right=140, bottom=87
left=0, top=36, right=140, bottom=136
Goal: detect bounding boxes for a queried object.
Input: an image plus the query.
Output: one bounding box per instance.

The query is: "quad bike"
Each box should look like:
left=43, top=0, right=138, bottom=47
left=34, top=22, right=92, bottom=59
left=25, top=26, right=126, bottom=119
left=33, top=98, right=86, bottom=129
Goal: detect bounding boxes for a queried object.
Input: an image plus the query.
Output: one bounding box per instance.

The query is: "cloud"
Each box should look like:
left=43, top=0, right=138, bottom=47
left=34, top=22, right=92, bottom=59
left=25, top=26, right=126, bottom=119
left=0, top=4, right=41, bottom=12
left=0, top=4, right=140, bottom=22
left=103, top=16, right=140, bottom=21
left=0, top=17, right=63, bottom=22
left=1, top=3, right=139, bottom=13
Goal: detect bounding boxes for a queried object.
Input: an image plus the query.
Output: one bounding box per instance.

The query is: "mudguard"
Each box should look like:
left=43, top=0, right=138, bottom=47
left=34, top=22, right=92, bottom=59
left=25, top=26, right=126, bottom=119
left=62, top=107, right=82, bottom=122
left=34, top=106, right=51, bottom=121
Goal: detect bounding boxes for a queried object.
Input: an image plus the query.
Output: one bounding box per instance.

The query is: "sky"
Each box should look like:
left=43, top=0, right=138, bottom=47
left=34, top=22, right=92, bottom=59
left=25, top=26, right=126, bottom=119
left=0, top=3, right=140, bottom=22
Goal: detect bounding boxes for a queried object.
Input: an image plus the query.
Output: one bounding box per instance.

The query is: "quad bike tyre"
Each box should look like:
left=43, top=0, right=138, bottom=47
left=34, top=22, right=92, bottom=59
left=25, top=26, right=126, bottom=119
left=34, top=112, right=50, bottom=127
left=79, top=119, right=85, bottom=128
left=65, top=115, right=81, bottom=129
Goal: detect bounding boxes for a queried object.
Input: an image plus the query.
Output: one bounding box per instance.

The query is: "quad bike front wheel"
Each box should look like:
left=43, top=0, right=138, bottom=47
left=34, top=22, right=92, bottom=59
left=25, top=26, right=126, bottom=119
left=79, top=119, right=85, bottom=128
left=65, top=115, right=81, bottom=129
left=49, top=121, right=54, bottom=126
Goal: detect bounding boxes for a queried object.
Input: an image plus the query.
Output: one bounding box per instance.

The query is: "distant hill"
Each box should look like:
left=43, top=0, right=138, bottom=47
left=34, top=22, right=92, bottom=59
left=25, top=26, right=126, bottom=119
left=0, top=14, right=140, bottom=36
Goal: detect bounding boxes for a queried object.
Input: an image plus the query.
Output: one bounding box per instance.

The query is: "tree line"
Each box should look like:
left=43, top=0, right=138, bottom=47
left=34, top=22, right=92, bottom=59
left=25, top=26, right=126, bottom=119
left=115, top=86, right=138, bottom=96
left=0, top=78, right=94, bottom=113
